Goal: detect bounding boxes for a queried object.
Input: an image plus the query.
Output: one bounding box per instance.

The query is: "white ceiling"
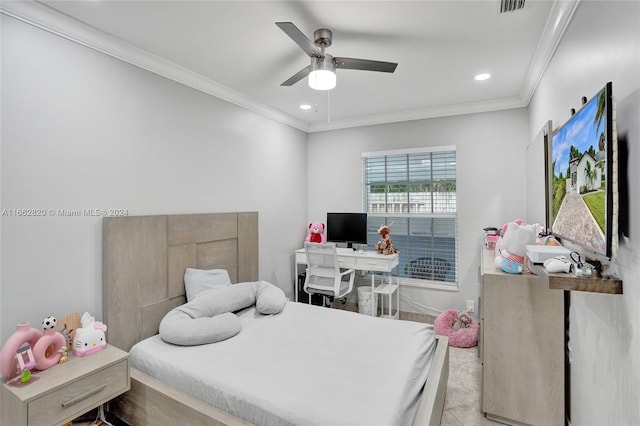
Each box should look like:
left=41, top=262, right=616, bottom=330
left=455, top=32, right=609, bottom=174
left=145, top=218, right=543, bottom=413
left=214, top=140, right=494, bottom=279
left=4, top=1, right=577, bottom=132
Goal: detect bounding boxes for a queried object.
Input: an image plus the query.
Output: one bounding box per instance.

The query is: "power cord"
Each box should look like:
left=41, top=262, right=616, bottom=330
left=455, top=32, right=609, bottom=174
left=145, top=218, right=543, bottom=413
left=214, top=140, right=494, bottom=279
left=93, top=404, right=113, bottom=426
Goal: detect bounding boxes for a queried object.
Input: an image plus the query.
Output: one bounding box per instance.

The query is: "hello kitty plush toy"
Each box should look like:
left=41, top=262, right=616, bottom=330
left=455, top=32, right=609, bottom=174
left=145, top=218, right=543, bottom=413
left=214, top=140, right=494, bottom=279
left=72, top=312, right=107, bottom=356
left=305, top=222, right=326, bottom=243
left=494, top=220, right=538, bottom=273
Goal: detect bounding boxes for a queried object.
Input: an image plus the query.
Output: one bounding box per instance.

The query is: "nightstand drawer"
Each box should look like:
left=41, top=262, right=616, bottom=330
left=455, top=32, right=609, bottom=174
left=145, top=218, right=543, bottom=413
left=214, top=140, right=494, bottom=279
left=28, top=358, right=128, bottom=426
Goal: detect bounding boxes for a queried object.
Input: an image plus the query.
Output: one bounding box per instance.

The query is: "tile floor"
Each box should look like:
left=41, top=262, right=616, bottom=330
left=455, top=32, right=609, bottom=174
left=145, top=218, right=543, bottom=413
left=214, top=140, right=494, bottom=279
left=442, top=345, right=504, bottom=426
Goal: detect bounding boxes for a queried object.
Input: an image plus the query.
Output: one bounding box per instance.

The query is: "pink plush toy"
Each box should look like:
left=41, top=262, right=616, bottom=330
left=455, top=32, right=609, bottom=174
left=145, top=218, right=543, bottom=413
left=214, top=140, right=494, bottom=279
left=305, top=222, right=326, bottom=243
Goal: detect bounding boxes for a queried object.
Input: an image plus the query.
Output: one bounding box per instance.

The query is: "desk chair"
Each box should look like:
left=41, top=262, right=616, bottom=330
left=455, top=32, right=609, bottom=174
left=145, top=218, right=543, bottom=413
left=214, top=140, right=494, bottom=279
left=303, top=242, right=356, bottom=306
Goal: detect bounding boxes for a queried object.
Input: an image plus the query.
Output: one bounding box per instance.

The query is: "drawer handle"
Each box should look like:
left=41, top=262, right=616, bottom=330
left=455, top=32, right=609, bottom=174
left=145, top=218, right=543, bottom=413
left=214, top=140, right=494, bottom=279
left=61, top=384, right=106, bottom=408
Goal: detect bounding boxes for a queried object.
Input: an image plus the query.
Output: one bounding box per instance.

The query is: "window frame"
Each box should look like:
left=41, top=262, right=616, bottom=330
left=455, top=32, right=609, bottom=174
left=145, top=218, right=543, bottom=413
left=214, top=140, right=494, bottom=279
left=362, top=146, right=458, bottom=289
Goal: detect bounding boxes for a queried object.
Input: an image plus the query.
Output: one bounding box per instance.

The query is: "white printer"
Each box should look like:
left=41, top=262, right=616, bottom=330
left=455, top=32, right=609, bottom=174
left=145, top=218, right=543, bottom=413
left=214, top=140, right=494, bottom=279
left=525, top=244, right=571, bottom=264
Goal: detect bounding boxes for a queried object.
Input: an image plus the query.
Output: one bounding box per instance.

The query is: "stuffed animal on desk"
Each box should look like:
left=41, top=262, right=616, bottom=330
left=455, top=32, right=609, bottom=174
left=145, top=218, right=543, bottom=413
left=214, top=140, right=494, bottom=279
left=375, top=224, right=398, bottom=255
left=305, top=222, right=326, bottom=243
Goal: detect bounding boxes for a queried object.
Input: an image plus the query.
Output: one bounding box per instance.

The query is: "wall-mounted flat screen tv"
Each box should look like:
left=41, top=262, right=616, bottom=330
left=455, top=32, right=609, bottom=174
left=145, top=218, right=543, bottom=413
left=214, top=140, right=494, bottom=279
left=548, top=82, right=617, bottom=259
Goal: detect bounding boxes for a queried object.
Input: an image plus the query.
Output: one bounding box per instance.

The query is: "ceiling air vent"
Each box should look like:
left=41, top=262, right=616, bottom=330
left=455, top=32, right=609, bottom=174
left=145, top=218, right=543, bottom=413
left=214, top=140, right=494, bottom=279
left=500, top=0, right=525, bottom=13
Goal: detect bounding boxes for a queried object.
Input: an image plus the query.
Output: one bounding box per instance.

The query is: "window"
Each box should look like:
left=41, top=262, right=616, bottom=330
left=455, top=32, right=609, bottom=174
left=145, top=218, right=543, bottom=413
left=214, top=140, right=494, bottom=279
left=362, top=146, right=457, bottom=286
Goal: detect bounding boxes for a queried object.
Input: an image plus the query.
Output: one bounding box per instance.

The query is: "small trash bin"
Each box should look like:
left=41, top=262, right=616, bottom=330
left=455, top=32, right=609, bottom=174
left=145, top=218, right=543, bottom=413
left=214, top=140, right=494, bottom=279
left=357, top=286, right=378, bottom=315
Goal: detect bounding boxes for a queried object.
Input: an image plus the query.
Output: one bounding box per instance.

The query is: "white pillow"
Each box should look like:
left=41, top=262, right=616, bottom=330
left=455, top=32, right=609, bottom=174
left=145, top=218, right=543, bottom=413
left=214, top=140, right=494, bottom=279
left=255, top=280, right=287, bottom=314
left=184, top=268, right=232, bottom=302
left=159, top=281, right=287, bottom=346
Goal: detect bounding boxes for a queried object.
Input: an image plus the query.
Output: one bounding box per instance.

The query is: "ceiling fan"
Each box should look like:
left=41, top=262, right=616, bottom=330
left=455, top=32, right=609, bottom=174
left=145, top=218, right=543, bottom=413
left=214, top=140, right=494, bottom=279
left=276, top=21, right=398, bottom=91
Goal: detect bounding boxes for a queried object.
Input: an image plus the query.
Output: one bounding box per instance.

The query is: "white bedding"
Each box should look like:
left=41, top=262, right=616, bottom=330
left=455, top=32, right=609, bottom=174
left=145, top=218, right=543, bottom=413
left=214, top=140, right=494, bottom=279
left=130, top=301, right=436, bottom=426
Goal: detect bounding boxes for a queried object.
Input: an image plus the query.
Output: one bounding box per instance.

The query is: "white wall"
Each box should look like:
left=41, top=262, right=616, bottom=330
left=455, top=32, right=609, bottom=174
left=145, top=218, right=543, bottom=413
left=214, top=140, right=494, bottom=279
left=528, top=1, right=640, bottom=424
left=3, top=4, right=638, bottom=422
left=307, top=109, right=530, bottom=315
left=0, top=15, right=308, bottom=342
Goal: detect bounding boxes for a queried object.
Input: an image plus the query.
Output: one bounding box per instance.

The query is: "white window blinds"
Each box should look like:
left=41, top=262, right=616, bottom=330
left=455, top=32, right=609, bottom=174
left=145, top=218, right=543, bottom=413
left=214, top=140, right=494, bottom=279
left=363, top=147, right=457, bottom=285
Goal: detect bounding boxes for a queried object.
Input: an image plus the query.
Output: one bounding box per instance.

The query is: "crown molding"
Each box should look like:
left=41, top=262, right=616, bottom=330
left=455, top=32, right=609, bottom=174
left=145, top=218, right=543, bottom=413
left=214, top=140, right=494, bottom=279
left=519, top=0, right=581, bottom=104
left=2, top=0, right=575, bottom=134
left=0, top=0, right=310, bottom=133
left=308, top=96, right=527, bottom=133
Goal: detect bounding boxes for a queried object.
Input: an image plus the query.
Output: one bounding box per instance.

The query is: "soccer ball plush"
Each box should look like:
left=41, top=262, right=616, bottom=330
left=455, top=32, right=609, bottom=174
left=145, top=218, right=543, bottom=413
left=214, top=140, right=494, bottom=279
left=42, top=316, right=57, bottom=331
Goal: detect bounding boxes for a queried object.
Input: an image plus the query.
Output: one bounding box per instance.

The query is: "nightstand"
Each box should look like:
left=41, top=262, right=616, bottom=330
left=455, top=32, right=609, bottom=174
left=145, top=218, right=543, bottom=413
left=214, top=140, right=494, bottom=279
left=1, top=345, right=130, bottom=426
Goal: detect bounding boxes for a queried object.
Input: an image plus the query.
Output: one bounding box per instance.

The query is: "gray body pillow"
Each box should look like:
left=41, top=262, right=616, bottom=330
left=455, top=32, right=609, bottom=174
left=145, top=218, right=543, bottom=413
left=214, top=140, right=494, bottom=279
left=159, top=280, right=287, bottom=346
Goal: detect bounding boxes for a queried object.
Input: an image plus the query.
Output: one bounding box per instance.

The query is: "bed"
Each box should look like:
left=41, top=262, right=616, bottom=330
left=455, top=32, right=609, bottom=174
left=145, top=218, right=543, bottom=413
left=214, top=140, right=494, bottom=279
left=103, top=212, right=449, bottom=426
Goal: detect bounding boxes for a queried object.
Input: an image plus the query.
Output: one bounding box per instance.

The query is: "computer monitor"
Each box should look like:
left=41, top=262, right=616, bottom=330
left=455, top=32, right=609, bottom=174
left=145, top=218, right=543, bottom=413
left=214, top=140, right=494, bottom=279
left=326, top=212, right=368, bottom=249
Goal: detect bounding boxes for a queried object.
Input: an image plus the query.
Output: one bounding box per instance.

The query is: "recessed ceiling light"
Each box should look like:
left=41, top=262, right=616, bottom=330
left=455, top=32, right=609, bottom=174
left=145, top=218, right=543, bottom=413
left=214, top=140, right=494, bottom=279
left=300, top=104, right=312, bottom=110
left=474, top=73, right=491, bottom=81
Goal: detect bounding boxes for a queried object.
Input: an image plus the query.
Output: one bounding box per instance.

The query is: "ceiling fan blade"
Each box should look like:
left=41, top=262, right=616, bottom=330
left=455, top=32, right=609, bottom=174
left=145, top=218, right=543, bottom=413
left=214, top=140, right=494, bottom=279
left=335, top=57, right=398, bottom=73
left=281, top=65, right=311, bottom=86
left=276, top=22, right=321, bottom=57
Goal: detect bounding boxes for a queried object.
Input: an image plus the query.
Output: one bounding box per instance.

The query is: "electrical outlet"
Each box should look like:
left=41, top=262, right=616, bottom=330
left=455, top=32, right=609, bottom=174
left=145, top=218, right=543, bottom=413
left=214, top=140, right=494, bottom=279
left=466, top=299, right=475, bottom=313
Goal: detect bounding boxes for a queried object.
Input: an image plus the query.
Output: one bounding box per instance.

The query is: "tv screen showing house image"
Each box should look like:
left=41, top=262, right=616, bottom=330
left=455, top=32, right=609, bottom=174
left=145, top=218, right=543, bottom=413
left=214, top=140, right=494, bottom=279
left=549, top=83, right=613, bottom=258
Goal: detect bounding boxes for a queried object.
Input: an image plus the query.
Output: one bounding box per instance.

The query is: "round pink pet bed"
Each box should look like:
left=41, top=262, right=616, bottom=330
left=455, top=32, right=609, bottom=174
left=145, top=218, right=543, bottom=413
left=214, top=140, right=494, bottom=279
left=434, top=309, right=479, bottom=348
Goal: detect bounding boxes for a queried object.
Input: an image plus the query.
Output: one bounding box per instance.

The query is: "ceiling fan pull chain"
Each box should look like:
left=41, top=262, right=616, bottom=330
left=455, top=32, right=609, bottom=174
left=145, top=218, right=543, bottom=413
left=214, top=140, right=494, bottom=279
left=327, top=90, right=331, bottom=123
left=315, top=89, right=319, bottom=113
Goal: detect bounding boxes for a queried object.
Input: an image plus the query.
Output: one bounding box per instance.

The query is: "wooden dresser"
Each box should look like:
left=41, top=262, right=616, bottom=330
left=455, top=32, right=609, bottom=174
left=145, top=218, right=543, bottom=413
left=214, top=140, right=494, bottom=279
left=480, top=248, right=564, bottom=425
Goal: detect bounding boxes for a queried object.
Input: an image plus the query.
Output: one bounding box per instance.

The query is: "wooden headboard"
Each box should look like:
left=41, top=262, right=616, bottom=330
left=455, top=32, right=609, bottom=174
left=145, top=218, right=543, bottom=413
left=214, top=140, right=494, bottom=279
left=103, top=212, right=258, bottom=352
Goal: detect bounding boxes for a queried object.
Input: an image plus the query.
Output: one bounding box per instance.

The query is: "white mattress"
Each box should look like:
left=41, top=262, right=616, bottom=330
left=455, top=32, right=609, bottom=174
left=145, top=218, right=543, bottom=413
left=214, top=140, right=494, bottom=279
left=130, top=302, right=436, bottom=426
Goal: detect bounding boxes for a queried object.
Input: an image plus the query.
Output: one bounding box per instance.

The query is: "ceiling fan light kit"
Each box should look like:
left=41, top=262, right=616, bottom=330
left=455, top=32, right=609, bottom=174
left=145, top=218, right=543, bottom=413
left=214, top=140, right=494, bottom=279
left=276, top=21, right=397, bottom=91
left=309, top=55, right=336, bottom=90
